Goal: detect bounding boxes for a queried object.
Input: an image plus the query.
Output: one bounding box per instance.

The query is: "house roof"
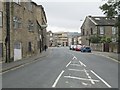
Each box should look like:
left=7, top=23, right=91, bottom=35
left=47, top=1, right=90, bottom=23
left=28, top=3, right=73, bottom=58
left=88, top=16, right=117, bottom=26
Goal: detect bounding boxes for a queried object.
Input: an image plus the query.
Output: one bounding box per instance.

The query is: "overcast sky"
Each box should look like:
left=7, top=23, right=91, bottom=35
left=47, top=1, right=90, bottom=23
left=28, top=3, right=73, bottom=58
left=32, top=0, right=107, bottom=33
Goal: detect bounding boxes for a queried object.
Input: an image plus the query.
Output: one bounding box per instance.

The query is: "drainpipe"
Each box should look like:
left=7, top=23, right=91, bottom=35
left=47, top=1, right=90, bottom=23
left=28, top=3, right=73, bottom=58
left=5, top=2, right=10, bottom=63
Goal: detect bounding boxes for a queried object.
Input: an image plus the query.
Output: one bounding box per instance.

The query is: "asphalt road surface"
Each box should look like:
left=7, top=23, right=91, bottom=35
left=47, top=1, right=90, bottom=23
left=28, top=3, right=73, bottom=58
left=2, top=47, right=119, bottom=88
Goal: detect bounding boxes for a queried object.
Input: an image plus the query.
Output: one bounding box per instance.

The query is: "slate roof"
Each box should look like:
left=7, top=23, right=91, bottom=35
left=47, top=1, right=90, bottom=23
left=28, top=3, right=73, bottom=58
left=89, top=16, right=117, bottom=26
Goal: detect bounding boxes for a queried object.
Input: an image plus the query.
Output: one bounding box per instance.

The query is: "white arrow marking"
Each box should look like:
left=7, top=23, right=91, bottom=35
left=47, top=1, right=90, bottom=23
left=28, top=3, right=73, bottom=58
left=72, top=56, right=77, bottom=60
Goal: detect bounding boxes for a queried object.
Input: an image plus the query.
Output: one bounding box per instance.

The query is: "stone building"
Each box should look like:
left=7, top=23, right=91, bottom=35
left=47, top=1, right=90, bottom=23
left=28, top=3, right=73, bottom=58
left=36, top=5, right=47, bottom=52
left=2, top=1, right=47, bottom=62
left=54, top=32, right=68, bottom=46
left=81, top=16, right=118, bottom=52
left=67, top=32, right=80, bottom=46
left=46, top=31, right=55, bottom=47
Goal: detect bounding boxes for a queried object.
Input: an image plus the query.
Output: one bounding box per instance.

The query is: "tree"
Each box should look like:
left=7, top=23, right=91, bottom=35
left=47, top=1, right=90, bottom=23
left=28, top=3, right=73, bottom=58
left=89, top=35, right=101, bottom=43
left=100, top=36, right=112, bottom=43
left=100, top=0, right=120, bottom=18
left=100, top=0, right=120, bottom=53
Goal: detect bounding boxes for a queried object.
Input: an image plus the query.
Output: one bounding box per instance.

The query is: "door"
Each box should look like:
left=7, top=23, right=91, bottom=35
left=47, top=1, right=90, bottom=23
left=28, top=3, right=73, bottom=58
left=103, top=43, right=109, bottom=52
left=14, top=42, right=22, bottom=61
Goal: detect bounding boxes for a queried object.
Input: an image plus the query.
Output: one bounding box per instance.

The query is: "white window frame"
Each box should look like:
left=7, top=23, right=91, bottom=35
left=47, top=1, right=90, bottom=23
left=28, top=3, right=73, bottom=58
left=100, top=27, right=104, bottom=35
left=28, top=20, right=34, bottom=31
left=13, top=16, right=22, bottom=29
left=112, top=27, right=116, bottom=35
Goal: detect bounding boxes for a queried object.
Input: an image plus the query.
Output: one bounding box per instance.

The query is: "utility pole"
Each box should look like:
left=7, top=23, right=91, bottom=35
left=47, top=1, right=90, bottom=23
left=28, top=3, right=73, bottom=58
left=5, top=1, right=10, bottom=63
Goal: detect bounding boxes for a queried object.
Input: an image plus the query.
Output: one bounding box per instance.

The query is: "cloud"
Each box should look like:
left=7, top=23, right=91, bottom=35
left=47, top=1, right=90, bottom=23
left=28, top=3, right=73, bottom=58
left=47, top=25, right=81, bottom=33
left=32, top=1, right=105, bottom=33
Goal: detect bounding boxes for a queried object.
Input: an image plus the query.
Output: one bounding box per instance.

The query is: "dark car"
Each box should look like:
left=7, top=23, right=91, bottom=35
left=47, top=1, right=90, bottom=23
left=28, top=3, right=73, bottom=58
left=81, top=46, right=91, bottom=52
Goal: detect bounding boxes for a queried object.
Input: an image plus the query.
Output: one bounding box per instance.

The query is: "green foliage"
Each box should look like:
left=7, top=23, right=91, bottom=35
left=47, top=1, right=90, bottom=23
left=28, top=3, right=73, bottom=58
left=99, top=1, right=120, bottom=17
left=100, top=36, right=112, bottom=43
left=89, top=35, right=101, bottom=43
left=90, top=35, right=112, bottom=43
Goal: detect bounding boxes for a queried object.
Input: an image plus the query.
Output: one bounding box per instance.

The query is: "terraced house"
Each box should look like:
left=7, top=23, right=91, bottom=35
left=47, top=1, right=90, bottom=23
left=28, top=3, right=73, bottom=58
left=81, top=16, right=118, bottom=53
left=1, top=0, right=47, bottom=63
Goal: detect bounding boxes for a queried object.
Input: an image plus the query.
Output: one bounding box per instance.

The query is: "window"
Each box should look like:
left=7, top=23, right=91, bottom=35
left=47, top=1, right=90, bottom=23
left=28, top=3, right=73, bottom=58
left=0, top=11, right=2, bottom=27
left=28, top=42, right=32, bottom=52
left=99, top=27, right=104, bottom=35
left=91, top=28, right=93, bottom=35
left=86, top=31, right=89, bottom=35
left=28, top=20, right=34, bottom=31
left=82, top=29, right=85, bottom=35
left=112, top=27, right=116, bottom=35
left=14, top=42, right=21, bottom=49
left=13, top=16, right=22, bottom=29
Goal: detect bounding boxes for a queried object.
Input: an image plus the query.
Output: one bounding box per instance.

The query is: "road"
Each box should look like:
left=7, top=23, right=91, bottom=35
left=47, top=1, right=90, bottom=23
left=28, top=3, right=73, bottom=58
left=2, top=47, right=119, bottom=88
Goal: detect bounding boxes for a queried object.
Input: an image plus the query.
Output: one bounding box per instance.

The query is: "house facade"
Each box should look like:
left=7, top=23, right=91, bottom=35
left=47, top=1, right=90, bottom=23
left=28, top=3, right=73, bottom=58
left=67, top=32, right=81, bottom=46
left=54, top=32, right=68, bottom=46
left=46, top=31, right=55, bottom=47
left=81, top=16, right=118, bottom=53
left=2, top=1, right=47, bottom=62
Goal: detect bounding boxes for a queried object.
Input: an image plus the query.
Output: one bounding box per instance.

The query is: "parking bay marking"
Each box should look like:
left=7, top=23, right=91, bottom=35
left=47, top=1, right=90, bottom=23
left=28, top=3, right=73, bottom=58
left=79, top=61, right=86, bottom=67
left=84, top=69, right=95, bottom=84
left=52, top=70, right=64, bottom=88
left=68, top=69, right=89, bottom=72
left=66, top=61, right=71, bottom=67
left=91, top=70, right=112, bottom=88
left=64, top=76, right=99, bottom=82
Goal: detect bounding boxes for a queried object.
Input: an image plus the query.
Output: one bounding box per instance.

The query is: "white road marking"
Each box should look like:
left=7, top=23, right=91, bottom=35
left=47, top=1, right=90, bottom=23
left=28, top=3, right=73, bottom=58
left=84, top=69, right=95, bottom=84
left=72, top=56, right=77, bottom=60
left=64, top=76, right=99, bottom=82
left=66, top=61, right=71, bottom=67
left=68, top=69, right=89, bottom=72
left=70, top=64, right=82, bottom=67
left=79, top=61, right=86, bottom=67
left=82, top=82, right=88, bottom=86
left=52, top=70, right=64, bottom=88
left=91, top=70, right=112, bottom=88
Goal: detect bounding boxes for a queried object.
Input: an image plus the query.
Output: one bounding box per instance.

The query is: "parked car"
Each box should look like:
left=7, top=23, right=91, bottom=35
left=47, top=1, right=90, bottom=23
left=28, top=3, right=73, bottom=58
left=69, top=45, right=74, bottom=50
left=81, top=46, right=91, bottom=52
left=57, top=45, right=62, bottom=47
left=75, top=45, right=82, bottom=51
left=73, top=45, right=77, bottom=50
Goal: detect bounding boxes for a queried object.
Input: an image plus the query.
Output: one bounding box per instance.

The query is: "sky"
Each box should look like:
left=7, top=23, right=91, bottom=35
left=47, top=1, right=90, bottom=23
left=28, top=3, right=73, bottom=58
left=32, top=0, right=107, bottom=33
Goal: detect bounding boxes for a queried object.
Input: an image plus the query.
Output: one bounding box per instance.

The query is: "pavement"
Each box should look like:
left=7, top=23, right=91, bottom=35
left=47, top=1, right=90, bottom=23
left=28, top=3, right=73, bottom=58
left=92, top=51, right=120, bottom=62
left=0, top=48, right=119, bottom=73
left=0, top=49, right=50, bottom=73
